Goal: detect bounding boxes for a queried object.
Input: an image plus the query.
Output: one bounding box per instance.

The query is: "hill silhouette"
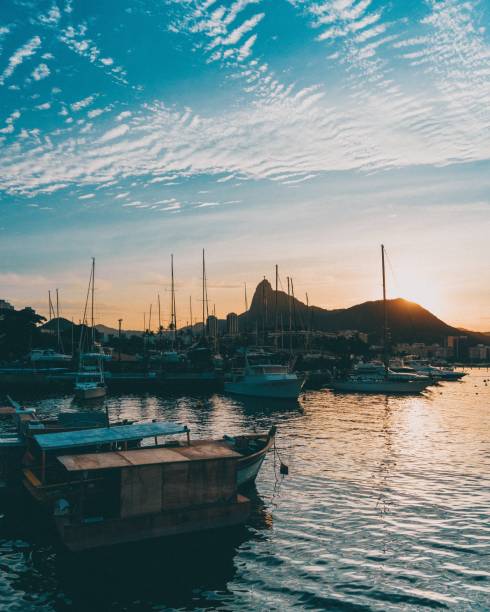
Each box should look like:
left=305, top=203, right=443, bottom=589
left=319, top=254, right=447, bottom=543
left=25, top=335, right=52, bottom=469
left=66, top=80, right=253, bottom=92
left=240, top=279, right=489, bottom=345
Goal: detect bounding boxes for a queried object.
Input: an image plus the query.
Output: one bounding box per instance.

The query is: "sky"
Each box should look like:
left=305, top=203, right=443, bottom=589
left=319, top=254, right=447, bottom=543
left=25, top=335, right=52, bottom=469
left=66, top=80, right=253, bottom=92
left=0, top=0, right=489, bottom=331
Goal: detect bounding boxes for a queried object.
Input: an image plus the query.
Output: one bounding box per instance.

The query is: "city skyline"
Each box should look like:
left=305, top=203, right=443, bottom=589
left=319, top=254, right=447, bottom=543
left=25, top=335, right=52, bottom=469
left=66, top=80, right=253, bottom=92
left=1, top=0, right=489, bottom=330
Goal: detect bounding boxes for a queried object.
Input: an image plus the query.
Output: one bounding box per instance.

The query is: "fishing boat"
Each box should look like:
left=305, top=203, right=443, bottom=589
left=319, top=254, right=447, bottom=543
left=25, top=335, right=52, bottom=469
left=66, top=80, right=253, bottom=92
left=22, top=422, right=276, bottom=550
left=329, top=246, right=431, bottom=395
left=74, top=258, right=107, bottom=400
left=225, top=353, right=304, bottom=400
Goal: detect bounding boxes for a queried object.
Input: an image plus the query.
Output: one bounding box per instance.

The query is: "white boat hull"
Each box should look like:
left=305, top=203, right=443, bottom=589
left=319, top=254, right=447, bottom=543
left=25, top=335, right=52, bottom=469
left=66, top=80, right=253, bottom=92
left=330, top=379, right=429, bottom=394
left=225, top=378, right=303, bottom=399
left=74, top=385, right=106, bottom=400
left=237, top=454, right=266, bottom=487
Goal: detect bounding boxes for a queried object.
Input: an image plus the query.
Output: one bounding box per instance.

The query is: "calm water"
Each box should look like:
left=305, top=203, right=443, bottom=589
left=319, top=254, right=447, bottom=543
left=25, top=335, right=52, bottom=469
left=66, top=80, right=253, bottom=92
left=1, top=370, right=489, bottom=611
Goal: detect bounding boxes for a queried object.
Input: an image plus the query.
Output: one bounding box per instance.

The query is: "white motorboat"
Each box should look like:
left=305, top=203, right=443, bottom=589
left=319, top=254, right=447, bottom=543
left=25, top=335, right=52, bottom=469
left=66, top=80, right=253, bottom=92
left=330, top=376, right=429, bottom=394
left=29, top=349, right=72, bottom=364
left=405, top=359, right=466, bottom=381
left=74, top=372, right=106, bottom=400
left=225, top=355, right=304, bottom=400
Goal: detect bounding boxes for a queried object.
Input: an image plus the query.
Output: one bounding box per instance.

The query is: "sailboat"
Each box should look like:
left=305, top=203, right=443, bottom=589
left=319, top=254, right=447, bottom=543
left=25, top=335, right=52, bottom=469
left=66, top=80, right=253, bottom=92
left=330, top=246, right=430, bottom=395
left=74, top=258, right=107, bottom=400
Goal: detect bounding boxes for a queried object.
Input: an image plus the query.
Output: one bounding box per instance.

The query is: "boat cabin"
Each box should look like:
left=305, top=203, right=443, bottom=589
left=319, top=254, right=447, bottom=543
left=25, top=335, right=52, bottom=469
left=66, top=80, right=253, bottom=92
left=22, top=422, right=252, bottom=550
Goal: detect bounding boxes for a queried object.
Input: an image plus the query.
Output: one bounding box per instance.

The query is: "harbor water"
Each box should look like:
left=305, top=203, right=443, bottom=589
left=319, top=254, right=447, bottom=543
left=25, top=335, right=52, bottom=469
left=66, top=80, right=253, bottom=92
left=0, top=369, right=489, bottom=610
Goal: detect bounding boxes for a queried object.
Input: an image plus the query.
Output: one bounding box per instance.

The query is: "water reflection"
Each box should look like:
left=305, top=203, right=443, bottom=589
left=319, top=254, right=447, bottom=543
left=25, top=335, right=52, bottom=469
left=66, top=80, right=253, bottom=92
left=1, top=370, right=489, bottom=610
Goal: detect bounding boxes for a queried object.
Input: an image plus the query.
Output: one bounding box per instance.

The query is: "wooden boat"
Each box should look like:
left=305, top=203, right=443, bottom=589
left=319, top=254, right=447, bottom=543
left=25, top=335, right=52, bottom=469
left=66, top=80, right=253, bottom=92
left=22, top=421, right=276, bottom=550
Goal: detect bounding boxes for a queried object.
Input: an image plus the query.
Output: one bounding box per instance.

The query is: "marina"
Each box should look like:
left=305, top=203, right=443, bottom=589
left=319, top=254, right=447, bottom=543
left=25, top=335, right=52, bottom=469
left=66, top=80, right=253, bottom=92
left=1, top=0, right=489, bottom=607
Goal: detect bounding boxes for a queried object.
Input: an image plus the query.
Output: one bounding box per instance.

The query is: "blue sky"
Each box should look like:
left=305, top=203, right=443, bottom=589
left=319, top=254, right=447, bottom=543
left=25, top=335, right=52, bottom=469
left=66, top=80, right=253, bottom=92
left=0, top=0, right=489, bottom=330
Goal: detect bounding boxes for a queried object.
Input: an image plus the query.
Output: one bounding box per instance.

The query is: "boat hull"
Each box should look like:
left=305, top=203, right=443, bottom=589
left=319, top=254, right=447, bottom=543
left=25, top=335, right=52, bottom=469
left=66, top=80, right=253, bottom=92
left=224, top=378, right=303, bottom=399
left=55, top=495, right=251, bottom=551
left=74, top=386, right=106, bottom=400
left=330, top=379, right=429, bottom=394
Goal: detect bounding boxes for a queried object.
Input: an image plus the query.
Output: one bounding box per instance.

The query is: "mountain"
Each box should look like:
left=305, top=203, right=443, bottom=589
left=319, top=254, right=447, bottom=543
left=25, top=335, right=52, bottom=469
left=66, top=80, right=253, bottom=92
left=241, top=279, right=490, bottom=345
left=95, top=324, right=144, bottom=337
left=41, top=317, right=74, bottom=332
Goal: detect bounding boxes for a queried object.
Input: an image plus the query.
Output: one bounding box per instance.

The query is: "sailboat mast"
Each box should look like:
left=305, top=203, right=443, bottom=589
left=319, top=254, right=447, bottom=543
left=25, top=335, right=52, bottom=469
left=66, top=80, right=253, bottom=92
left=287, top=277, right=292, bottom=352
left=56, top=288, right=60, bottom=351
left=158, top=293, right=161, bottom=333
left=244, top=282, right=248, bottom=334
left=189, top=296, right=193, bottom=334
left=91, top=258, right=95, bottom=349
left=170, top=254, right=176, bottom=338
left=274, top=265, right=279, bottom=345
left=202, top=249, right=206, bottom=337
left=381, top=244, right=388, bottom=368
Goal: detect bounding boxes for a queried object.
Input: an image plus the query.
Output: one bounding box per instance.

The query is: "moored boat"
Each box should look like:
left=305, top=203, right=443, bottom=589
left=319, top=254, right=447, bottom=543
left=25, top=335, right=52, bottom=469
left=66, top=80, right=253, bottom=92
left=21, top=421, right=276, bottom=550
left=330, top=377, right=429, bottom=394
left=74, top=258, right=107, bottom=400
left=225, top=354, right=303, bottom=400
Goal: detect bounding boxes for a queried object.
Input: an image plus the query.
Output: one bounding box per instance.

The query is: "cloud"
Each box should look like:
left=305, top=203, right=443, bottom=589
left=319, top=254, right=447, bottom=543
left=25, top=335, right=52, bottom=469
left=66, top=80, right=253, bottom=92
left=0, top=36, right=42, bottom=85
left=31, top=63, right=51, bottom=81
left=99, top=123, right=130, bottom=142
left=71, top=95, right=95, bottom=111
left=0, top=1, right=489, bottom=199
left=78, top=193, right=95, bottom=199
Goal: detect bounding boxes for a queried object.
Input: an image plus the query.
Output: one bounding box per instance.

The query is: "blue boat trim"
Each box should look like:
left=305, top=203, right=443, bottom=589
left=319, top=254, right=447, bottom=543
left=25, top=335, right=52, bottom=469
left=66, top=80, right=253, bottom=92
left=34, top=422, right=189, bottom=450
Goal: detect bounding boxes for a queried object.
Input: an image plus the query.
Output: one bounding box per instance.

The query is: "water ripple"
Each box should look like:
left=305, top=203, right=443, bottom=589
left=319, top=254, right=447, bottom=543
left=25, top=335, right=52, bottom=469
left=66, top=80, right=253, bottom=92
left=0, top=369, right=489, bottom=610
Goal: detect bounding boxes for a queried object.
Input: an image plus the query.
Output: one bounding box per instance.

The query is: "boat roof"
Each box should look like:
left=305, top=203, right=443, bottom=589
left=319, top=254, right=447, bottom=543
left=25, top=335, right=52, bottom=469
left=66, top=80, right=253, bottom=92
left=34, top=421, right=189, bottom=451
left=57, top=442, right=241, bottom=471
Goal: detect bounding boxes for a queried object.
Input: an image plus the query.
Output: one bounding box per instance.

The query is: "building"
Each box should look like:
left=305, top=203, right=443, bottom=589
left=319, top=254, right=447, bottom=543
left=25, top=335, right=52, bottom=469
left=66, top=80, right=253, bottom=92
left=469, top=344, right=490, bottom=361
left=0, top=299, right=14, bottom=311
left=206, top=315, right=218, bottom=338
left=446, top=335, right=469, bottom=360
left=226, top=312, right=238, bottom=336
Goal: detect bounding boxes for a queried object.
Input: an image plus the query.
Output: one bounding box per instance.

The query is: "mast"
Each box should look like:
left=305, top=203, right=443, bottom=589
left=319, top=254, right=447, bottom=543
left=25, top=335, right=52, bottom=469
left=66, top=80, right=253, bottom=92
left=157, top=293, right=161, bottom=334
left=381, top=244, right=389, bottom=368
left=291, top=278, right=297, bottom=334
left=274, top=265, right=279, bottom=346
left=91, top=258, right=95, bottom=350
left=56, top=288, right=61, bottom=352
left=48, top=290, right=53, bottom=321
left=287, top=277, right=292, bottom=352
left=305, top=292, right=309, bottom=350
left=244, top=282, right=248, bottom=334
left=189, top=296, right=193, bottom=335
left=262, top=276, right=266, bottom=345
left=202, top=249, right=206, bottom=337
left=170, top=254, right=176, bottom=343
